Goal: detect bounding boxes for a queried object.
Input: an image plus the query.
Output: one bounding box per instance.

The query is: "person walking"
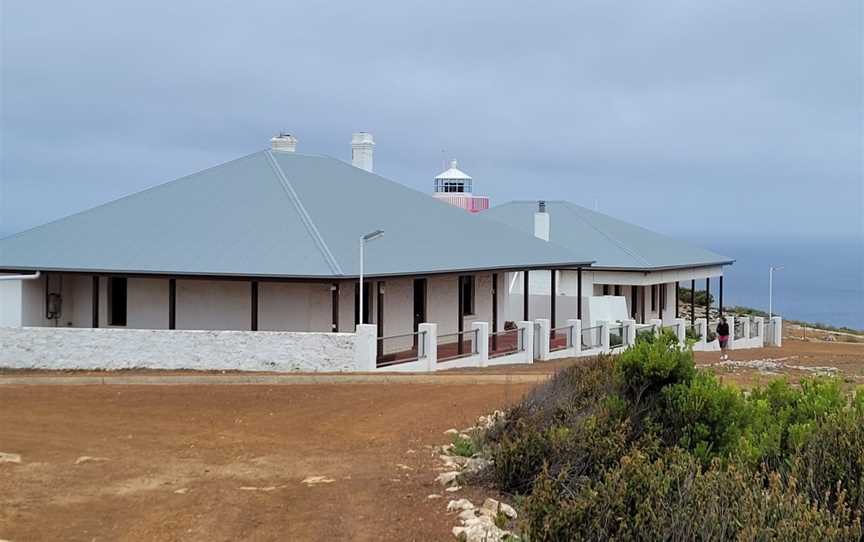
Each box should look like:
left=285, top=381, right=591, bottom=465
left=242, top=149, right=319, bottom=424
left=717, top=317, right=730, bottom=360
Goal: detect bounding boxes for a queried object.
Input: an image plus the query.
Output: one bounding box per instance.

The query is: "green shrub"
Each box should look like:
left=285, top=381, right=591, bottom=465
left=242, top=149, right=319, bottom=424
left=452, top=434, right=476, bottom=458
left=482, top=336, right=863, bottom=539
left=522, top=449, right=862, bottom=542
left=614, top=330, right=693, bottom=404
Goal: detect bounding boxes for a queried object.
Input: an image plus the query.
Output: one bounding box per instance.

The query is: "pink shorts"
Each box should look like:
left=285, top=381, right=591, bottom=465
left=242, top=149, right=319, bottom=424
left=719, top=335, right=729, bottom=347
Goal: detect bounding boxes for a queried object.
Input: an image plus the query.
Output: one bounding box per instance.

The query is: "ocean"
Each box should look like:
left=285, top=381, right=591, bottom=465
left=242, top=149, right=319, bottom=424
left=690, top=236, right=864, bottom=330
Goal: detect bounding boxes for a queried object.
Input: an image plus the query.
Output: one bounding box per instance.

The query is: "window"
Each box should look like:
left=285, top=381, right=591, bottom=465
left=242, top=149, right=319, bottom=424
left=651, top=284, right=657, bottom=311
left=460, top=275, right=475, bottom=316
left=603, top=284, right=610, bottom=295
left=614, top=285, right=621, bottom=296
left=660, top=284, right=667, bottom=310
left=108, top=277, right=127, bottom=326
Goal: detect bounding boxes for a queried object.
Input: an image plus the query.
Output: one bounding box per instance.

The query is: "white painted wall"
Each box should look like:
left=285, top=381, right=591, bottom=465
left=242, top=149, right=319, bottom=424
left=0, top=326, right=358, bottom=372
left=0, top=280, right=23, bottom=326
left=258, top=282, right=331, bottom=332
left=176, top=280, right=251, bottom=330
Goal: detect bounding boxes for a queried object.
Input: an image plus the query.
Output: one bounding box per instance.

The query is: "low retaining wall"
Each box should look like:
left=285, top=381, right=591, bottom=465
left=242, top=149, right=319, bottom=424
left=0, top=327, right=358, bottom=372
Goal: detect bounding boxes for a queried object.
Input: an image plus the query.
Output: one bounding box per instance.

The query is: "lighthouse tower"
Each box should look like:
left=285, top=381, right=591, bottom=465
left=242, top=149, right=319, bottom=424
left=432, top=160, right=490, bottom=213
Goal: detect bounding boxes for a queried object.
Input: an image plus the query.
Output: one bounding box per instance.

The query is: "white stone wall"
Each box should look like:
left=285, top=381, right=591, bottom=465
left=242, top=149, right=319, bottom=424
left=0, top=327, right=358, bottom=372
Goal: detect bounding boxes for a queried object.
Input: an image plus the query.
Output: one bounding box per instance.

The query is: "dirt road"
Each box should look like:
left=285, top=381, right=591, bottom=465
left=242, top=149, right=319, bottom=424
left=0, top=382, right=530, bottom=541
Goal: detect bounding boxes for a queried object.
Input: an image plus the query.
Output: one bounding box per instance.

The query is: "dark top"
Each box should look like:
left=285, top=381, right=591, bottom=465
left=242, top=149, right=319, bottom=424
left=717, top=322, right=730, bottom=336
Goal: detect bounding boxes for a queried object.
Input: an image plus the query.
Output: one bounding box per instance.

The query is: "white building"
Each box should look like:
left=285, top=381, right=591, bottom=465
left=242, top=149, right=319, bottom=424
left=482, top=200, right=733, bottom=329
left=0, top=133, right=775, bottom=372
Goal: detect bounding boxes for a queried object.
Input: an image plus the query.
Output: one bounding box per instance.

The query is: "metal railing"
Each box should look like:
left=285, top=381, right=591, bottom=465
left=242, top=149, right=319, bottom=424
left=609, top=324, right=626, bottom=349
left=549, top=325, right=573, bottom=352
left=581, top=325, right=602, bottom=350
left=489, top=327, right=523, bottom=359
left=376, top=330, right=427, bottom=368
left=437, top=328, right=479, bottom=362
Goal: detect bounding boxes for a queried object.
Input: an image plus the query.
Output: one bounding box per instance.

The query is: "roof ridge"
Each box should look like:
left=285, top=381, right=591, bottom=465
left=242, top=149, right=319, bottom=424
left=265, top=151, right=344, bottom=275
left=559, top=202, right=652, bottom=266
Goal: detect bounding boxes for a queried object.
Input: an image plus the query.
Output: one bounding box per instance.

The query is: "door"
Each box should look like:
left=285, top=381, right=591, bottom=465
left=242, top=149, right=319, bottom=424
left=413, top=279, right=427, bottom=348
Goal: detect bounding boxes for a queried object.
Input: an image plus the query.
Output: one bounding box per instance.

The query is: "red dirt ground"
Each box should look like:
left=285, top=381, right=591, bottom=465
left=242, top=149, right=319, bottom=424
left=0, top=382, right=531, bottom=542
left=1, top=339, right=860, bottom=541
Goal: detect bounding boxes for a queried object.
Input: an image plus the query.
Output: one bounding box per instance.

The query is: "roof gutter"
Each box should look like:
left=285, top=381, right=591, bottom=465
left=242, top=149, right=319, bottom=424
left=0, top=271, right=41, bottom=281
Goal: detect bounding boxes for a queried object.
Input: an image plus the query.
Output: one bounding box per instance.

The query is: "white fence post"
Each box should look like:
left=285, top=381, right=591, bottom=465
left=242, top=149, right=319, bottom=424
left=600, top=321, right=610, bottom=353
left=517, top=321, right=534, bottom=364
left=419, top=322, right=438, bottom=371
left=535, top=318, right=550, bottom=361
left=354, top=324, right=378, bottom=371
left=568, top=318, right=581, bottom=355
left=472, top=321, right=489, bottom=367
left=673, top=318, right=686, bottom=346
left=623, top=319, right=636, bottom=347
left=771, top=316, right=783, bottom=347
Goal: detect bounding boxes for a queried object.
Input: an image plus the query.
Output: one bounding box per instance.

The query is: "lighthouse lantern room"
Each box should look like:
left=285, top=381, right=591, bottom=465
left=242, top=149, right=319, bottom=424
left=432, top=160, right=490, bottom=213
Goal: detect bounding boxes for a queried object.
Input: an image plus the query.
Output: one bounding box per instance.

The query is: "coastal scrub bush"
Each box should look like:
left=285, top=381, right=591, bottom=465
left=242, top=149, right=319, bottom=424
left=482, top=336, right=863, bottom=540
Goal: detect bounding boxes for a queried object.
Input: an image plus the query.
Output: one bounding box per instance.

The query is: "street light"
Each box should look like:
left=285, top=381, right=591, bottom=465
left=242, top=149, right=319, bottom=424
left=769, top=265, right=783, bottom=319
left=359, top=229, right=384, bottom=325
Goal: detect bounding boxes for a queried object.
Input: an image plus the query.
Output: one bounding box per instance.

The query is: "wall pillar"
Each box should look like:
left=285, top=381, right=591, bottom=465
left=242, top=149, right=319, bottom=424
left=517, top=320, right=534, bottom=364
left=771, top=316, right=783, bottom=347
left=623, top=319, right=636, bottom=346
left=673, top=317, right=686, bottom=346
left=472, top=321, right=489, bottom=367
left=600, top=321, right=610, bottom=353
left=535, top=318, right=550, bottom=361
left=568, top=318, right=582, bottom=354
left=419, top=322, right=438, bottom=371
left=354, top=324, right=378, bottom=371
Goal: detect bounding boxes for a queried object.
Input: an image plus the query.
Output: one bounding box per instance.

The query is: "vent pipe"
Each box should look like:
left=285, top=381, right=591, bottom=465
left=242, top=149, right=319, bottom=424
left=534, top=200, right=550, bottom=241
left=351, top=132, right=375, bottom=172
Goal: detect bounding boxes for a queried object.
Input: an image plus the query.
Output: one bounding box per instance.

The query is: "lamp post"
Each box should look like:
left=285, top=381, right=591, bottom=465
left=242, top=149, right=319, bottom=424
left=359, top=229, right=384, bottom=324
left=769, top=265, right=783, bottom=319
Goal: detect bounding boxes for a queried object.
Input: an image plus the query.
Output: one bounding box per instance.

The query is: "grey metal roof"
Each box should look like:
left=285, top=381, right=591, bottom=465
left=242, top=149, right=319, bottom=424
left=482, top=200, right=733, bottom=270
left=0, top=152, right=593, bottom=278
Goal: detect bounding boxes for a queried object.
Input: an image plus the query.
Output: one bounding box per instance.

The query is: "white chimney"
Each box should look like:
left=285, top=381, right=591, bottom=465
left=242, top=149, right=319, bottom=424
left=271, top=133, right=298, bottom=152
left=351, top=132, right=375, bottom=172
left=534, top=200, right=550, bottom=241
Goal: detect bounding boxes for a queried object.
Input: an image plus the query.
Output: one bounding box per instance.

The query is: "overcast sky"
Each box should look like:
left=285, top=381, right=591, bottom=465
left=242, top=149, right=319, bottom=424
left=1, top=1, right=861, bottom=240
